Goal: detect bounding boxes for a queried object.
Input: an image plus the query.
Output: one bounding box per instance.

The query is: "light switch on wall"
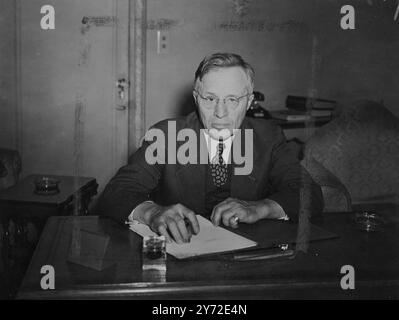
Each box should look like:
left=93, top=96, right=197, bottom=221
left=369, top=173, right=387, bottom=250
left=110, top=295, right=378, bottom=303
left=157, top=30, right=169, bottom=54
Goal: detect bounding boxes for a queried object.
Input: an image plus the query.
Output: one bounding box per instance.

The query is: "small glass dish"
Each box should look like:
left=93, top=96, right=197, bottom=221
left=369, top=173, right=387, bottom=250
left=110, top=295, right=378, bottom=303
left=355, top=210, right=385, bottom=232
left=34, top=176, right=60, bottom=195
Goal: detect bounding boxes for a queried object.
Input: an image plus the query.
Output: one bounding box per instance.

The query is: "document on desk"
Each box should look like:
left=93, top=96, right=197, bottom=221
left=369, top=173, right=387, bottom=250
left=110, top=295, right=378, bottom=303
left=128, top=215, right=257, bottom=259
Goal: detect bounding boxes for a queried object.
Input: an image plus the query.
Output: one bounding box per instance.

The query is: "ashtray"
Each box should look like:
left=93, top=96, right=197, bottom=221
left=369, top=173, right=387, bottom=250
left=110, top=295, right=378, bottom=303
left=34, top=176, right=60, bottom=195
left=355, top=210, right=385, bottom=232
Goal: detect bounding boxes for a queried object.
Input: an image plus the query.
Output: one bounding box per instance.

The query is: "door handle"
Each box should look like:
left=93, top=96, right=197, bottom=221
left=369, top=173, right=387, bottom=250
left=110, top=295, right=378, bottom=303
left=115, top=105, right=127, bottom=111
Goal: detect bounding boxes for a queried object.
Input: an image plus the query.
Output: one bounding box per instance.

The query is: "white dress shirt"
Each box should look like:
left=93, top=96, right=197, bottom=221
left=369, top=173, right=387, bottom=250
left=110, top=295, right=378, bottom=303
left=203, top=130, right=233, bottom=164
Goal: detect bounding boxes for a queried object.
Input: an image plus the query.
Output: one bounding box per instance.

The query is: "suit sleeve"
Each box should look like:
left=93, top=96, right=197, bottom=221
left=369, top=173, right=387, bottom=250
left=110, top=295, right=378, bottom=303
left=266, top=126, right=324, bottom=222
left=95, top=132, right=164, bottom=224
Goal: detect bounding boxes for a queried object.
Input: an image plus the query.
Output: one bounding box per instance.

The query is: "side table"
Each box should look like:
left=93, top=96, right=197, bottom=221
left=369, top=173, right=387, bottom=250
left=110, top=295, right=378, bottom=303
left=0, top=174, right=98, bottom=298
left=0, top=174, right=98, bottom=217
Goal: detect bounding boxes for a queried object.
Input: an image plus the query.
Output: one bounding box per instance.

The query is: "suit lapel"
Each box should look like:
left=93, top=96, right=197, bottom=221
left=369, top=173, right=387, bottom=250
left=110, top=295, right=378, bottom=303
left=175, top=113, right=206, bottom=212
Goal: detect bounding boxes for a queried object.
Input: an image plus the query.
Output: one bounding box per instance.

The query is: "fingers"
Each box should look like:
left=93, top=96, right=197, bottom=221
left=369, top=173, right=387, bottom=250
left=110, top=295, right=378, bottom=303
left=153, top=203, right=198, bottom=244
left=157, top=224, right=172, bottom=243
left=211, top=199, right=237, bottom=226
left=228, top=209, right=246, bottom=228
left=229, top=215, right=240, bottom=229
left=175, top=215, right=191, bottom=242
left=211, top=198, right=252, bottom=228
left=221, top=208, right=244, bottom=228
left=219, top=207, right=247, bottom=228
left=173, top=203, right=199, bottom=236
left=180, top=206, right=200, bottom=235
left=165, top=217, right=185, bottom=244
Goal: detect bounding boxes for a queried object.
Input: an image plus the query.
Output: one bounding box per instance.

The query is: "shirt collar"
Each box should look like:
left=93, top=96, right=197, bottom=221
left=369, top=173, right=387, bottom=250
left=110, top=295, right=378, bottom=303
left=202, top=130, right=237, bottom=163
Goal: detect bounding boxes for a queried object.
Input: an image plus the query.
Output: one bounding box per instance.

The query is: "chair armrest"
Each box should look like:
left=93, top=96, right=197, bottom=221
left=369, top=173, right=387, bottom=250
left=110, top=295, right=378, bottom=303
left=301, top=156, right=352, bottom=212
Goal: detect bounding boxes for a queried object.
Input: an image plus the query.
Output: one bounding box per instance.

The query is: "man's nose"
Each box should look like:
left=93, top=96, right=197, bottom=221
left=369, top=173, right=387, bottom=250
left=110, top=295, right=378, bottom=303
left=214, top=100, right=228, bottom=118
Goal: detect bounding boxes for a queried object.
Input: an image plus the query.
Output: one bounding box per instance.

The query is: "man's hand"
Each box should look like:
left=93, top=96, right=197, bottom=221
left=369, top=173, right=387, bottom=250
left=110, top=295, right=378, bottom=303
left=145, top=203, right=200, bottom=244
left=211, top=198, right=261, bottom=228
left=211, top=197, right=285, bottom=228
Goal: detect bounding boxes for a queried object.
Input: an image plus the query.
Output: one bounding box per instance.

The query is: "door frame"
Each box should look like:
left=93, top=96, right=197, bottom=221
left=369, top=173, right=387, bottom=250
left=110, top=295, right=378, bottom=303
left=14, top=0, right=147, bottom=171
left=129, top=0, right=147, bottom=156
left=14, top=0, right=146, bottom=174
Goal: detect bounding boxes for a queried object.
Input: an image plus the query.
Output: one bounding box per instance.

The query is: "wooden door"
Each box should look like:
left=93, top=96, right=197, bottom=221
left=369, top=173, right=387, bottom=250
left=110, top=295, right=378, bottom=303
left=18, top=0, right=130, bottom=193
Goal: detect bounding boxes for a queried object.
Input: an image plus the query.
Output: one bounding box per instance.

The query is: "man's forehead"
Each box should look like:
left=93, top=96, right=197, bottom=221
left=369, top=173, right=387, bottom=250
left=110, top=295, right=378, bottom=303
left=200, top=66, right=249, bottom=93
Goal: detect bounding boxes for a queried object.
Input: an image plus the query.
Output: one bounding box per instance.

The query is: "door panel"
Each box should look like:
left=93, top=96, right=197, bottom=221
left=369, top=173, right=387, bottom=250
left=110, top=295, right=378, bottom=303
left=19, top=0, right=129, bottom=193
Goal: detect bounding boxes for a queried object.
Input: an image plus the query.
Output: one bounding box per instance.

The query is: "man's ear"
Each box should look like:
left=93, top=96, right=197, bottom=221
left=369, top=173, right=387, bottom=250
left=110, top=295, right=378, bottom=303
left=193, top=91, right=198, bottom=105
left=246, top=93, right=255, bottom=110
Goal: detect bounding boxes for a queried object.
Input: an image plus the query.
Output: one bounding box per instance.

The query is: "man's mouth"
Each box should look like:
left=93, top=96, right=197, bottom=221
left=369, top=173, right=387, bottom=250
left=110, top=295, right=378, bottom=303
left=212, top=123, right=230, bottom=129
left=208, top=127, right=232, bottom=140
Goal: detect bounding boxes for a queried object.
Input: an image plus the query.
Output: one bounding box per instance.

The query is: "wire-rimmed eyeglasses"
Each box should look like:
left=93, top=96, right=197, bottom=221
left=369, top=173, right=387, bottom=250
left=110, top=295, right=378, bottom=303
left=194, top=90, right=252, bottom=109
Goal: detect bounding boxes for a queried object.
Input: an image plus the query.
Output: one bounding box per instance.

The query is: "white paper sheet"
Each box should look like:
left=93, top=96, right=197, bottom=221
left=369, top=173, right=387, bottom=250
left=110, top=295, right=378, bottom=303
left=128, top=215, right=257, bottom=259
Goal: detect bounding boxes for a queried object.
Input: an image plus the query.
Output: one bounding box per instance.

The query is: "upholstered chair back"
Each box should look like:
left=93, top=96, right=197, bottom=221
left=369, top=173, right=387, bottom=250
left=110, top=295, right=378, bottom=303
left=303, top=100, right=399, bottom=207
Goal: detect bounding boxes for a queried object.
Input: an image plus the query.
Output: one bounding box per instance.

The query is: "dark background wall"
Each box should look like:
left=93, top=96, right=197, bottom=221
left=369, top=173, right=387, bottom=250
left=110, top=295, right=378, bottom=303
left=145, top=0, right=399, bottom=129
left=0, top=0, right=17, bottom=149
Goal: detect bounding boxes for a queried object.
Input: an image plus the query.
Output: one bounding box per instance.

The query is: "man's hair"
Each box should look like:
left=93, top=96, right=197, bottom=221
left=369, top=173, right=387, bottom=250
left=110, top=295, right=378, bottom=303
left=194, top=52, right=255, bottom=92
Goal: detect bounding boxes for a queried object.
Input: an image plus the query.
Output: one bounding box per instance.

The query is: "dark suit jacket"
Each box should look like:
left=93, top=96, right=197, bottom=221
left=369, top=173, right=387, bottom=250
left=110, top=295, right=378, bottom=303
left=97, top=111, right=324, bottom=224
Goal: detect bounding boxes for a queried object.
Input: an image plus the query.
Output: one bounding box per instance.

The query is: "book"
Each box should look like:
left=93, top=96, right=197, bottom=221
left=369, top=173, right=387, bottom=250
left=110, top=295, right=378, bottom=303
left=310, top=109, right=332, bottom=117
left=286, top=95, right=336, bottom=111
left=270, top=110, right=312, bottom=121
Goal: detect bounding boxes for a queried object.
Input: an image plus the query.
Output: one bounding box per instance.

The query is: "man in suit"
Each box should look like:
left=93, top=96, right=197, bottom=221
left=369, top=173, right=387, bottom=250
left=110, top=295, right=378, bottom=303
left=97, top=53, right=323, bottom=243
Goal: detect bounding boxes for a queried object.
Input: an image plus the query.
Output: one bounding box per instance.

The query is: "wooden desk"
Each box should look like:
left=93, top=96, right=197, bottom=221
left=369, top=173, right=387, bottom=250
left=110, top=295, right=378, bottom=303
left=18, top=209, right=399, bottom=299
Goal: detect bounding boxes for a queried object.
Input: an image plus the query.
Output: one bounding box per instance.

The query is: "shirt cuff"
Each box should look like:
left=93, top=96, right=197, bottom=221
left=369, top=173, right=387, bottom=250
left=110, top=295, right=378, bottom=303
left=266, top=199, right=289, bottom=221
left=128, top=200, right=155, bottom=223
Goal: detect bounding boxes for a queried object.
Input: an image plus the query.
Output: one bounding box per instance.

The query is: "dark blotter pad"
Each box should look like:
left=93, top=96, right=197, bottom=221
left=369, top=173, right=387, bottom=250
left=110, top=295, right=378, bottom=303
left=231, top=219, right=338, bottom=250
